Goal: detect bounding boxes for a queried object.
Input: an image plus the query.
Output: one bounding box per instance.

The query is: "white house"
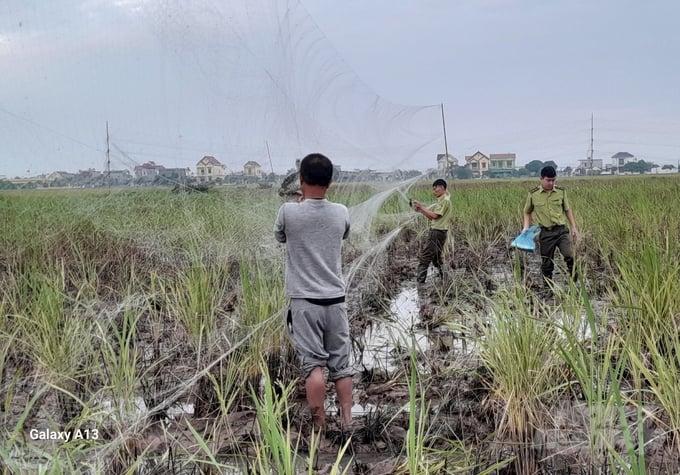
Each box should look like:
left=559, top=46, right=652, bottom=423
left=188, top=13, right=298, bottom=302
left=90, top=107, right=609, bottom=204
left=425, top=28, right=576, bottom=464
left=196, top=156, right=227, bottom=182
left=243, top=161, right=263, bottom=178
left=436, top=153, right=458, bottom=174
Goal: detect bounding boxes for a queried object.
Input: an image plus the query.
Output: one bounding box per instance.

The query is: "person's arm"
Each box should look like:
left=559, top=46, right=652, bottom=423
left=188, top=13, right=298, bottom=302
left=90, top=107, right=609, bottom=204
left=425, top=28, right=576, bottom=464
left=343, top=209, right=350, bottom=240
left=412, top=200, right=441, bottom=221
left=274, top=206, right=287, bottom=242
left=522, top=194, right=533, bottom=232
left=566, top=209, right=579, bottom=237
left=562, top=190, right=578, bottom=237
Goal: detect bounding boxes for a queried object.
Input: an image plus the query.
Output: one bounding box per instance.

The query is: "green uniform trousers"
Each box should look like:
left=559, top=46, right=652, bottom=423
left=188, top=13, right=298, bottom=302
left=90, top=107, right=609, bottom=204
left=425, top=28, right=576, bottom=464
left=417, top=229, right=447, bottom=283
left=538, top=225, right=576, bottom=285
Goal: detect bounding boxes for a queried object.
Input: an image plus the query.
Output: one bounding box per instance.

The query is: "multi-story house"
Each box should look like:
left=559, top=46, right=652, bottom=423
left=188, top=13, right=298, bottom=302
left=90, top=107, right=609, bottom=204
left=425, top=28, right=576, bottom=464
left=134, top=161, right=165, bottom=180
left=575, top=157, right=604, bottom=175
left=436, top=154, right=458, bottom=174
left=464, top=151, right=490, bottom=178
left=612, top=151, right=636, bottom=168
left=196, top=156, right=227, bottom=182
left=488, top=153, right=517, bottom=178
left=243, top=161, right=263, bottom=178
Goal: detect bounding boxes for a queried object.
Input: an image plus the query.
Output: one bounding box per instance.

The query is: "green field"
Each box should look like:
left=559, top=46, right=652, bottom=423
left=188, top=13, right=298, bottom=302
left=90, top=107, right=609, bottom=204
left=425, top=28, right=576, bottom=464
left=1, top=175, right=679, bottom=474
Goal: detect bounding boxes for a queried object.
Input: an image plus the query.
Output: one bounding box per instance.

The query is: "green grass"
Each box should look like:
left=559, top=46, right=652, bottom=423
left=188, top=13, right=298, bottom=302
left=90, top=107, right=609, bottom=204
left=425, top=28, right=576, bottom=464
left=2, top=175, right=680, bottom=473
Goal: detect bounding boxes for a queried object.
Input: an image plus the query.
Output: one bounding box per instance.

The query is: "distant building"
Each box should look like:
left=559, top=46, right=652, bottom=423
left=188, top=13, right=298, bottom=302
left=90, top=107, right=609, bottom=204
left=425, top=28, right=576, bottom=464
left=488, top=153, right=517, bottom=178
left=464, top=151, right=490, bottom=178
left=78, top=168, right=102, bottom=181
left=8, top=176, right=46, bottom=185
left=243, top=161, right=263, bottom=178
left=612, top=151, right=636, bottom=168
left=134, top=161, right=165, bottom=179
left=46, top=171, right=76, bottom=181
left=650, top=165, right=676, bottom=175
left=436, top=154, right=458, bottom=174
left=196, top=156, right=227, bottom=182
left=575, top=157, right=604, bottom=176
left=158, top=167, right=190, bottom=184
left=106, top=170, right=132, bottom=184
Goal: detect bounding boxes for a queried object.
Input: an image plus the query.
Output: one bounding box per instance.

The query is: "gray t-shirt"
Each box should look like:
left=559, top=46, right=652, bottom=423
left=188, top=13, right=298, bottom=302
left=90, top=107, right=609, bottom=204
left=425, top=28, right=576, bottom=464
left=274, top=199, right=350, bottom=299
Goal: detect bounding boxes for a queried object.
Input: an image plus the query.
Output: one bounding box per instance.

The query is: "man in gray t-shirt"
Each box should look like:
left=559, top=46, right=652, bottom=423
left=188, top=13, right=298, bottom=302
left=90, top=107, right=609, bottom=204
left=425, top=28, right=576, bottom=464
left=274, top=153, right=353, bottom=430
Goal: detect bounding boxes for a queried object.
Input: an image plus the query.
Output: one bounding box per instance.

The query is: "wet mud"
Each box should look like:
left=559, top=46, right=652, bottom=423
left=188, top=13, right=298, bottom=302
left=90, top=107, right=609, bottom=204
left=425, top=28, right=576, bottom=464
left=4, top=225, right=678, bottom=475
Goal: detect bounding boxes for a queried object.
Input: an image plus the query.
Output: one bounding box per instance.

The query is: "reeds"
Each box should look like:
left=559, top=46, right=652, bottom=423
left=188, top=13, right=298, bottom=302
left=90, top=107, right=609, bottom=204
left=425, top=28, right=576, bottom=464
left=2, top=175, right=680, bottom=473
left=477, top=288, right=564, bottom=472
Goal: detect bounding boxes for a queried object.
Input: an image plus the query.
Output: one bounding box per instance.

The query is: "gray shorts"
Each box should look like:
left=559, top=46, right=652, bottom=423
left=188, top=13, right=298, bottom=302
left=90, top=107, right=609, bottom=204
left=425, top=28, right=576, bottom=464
left=286, top=298, right=354, bottom=381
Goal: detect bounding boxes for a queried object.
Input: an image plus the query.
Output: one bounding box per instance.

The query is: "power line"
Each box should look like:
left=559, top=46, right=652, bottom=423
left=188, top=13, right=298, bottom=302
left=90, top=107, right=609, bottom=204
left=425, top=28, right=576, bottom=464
left=0, top=105, right=102, bottom=153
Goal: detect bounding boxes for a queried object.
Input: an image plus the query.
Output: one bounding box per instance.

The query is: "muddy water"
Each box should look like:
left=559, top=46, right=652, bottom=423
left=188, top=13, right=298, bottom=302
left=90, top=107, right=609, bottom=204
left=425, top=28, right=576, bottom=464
left=360, top=287, right=429, bottom=372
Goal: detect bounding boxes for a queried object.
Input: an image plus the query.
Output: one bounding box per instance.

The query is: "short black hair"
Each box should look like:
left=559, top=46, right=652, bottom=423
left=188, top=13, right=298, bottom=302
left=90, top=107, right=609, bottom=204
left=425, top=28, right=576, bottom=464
left=540, top=165, right=557, bottom=178
left=432, top=178, right=447, bottom=189
left=299, top=153, right=333, bottom=186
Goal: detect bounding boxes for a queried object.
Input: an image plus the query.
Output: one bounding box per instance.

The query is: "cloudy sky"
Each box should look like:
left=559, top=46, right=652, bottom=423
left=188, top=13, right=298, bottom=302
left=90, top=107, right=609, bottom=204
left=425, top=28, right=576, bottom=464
left=1, top=0, right=679, bottom=178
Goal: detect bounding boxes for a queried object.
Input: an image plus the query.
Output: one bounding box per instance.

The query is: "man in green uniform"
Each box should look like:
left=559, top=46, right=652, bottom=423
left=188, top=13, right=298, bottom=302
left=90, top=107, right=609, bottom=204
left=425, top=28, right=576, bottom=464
left=412, top=179, right=454, bottom=284
left=522, top=165, right=579, bottom=292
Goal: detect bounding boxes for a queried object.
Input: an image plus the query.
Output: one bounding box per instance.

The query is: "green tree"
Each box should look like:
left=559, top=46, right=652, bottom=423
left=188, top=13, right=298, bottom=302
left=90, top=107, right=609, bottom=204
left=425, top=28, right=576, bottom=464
left=0, top=179, right=17, bottom=190
left=621, top=160, right=657, bottom=174
left=543, top=160, right=558, bottom=170
left=524, top=160, right=544, bottom=175
left=403, top=170, right=422, bottom=178
left=454, top=167, right=473, bottom=179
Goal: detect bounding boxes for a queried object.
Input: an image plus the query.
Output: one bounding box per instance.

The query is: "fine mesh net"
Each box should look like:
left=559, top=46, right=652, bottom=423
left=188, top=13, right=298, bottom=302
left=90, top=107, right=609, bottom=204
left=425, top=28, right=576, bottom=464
left=1, top=0, right=444, bottom=177
left=138, top=0, right=443, bottom=172
left=1, top=3, right=445, bottom=463
left=1, top=0, right=448, bottom=270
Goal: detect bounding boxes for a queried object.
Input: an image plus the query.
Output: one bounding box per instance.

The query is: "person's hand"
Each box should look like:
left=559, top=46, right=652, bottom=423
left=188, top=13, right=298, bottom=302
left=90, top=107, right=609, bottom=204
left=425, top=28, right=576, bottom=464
left=296, top=192, right=305, bottom=203
left=572, top=227, right=579, bottom=239
left=412, top=200, right=422, bottom=211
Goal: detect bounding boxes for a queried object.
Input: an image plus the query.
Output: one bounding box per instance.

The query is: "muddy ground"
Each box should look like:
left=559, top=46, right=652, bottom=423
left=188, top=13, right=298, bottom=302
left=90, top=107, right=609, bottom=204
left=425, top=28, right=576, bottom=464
left=6, top=226, right=680, bottom=474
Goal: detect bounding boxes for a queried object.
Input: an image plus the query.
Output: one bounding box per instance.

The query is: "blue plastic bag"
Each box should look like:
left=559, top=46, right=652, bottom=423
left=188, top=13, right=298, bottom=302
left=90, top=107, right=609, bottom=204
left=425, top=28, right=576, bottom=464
left=511, top=225, right=540, bottom=252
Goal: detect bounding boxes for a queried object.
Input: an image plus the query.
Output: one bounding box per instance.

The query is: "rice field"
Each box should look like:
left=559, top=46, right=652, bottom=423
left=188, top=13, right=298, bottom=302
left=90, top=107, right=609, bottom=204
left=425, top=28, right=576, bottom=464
left=1, top=174, right=679, bottom=474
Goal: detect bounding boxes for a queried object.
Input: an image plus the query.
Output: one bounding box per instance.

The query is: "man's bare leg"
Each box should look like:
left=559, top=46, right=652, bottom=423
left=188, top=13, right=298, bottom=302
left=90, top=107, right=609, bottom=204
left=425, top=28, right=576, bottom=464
left=334, top=376, right=353, bottom=426
left=306, top=367, right=326, bottom=429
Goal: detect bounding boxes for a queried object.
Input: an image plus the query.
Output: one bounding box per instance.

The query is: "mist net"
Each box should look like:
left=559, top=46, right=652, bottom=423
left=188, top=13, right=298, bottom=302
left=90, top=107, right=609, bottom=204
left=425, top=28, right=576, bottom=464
left=0, top=1, right=449, bottom=447
left=140, top=0, right=445, bottom=272
left=4, top=0, right=446, bottom=275
left=144, top=0, right=443, bottom=172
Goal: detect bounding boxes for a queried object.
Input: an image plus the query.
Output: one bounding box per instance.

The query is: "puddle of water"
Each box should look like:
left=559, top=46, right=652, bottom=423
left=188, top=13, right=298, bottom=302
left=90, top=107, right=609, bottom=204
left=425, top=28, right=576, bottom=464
left=97, top=397, right=194, bottom=424
left=324, top=401, right=380, bottom=418
left=360, top=287, right=430, bottom=372
left=555, top=308, right=594, bottom=341
left=167, top=402, right=195, bottom=419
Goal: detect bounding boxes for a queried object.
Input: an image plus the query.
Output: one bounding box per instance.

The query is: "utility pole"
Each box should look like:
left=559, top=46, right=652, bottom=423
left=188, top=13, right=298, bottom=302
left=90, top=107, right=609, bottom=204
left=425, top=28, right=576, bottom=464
left=106, top=121, right=111, bottom=189
left=441, top=103, right=449, bottom=158
left=441, top=103, right=450, bottom=176
left=588, top=113, right=594, bottom=172
left=265, top=140, right=274, bottom=175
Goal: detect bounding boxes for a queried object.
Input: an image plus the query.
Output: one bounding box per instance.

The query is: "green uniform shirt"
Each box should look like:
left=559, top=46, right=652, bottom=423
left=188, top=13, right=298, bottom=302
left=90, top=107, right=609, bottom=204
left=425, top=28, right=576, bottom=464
left=523, top=186, right=570, bottom=227
left=430, top=191, right=453, bottom=231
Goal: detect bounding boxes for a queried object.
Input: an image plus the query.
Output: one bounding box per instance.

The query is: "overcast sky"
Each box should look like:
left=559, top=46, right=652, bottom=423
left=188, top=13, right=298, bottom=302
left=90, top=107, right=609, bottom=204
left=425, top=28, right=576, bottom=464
left=1, top=0, right=679, bottom=178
